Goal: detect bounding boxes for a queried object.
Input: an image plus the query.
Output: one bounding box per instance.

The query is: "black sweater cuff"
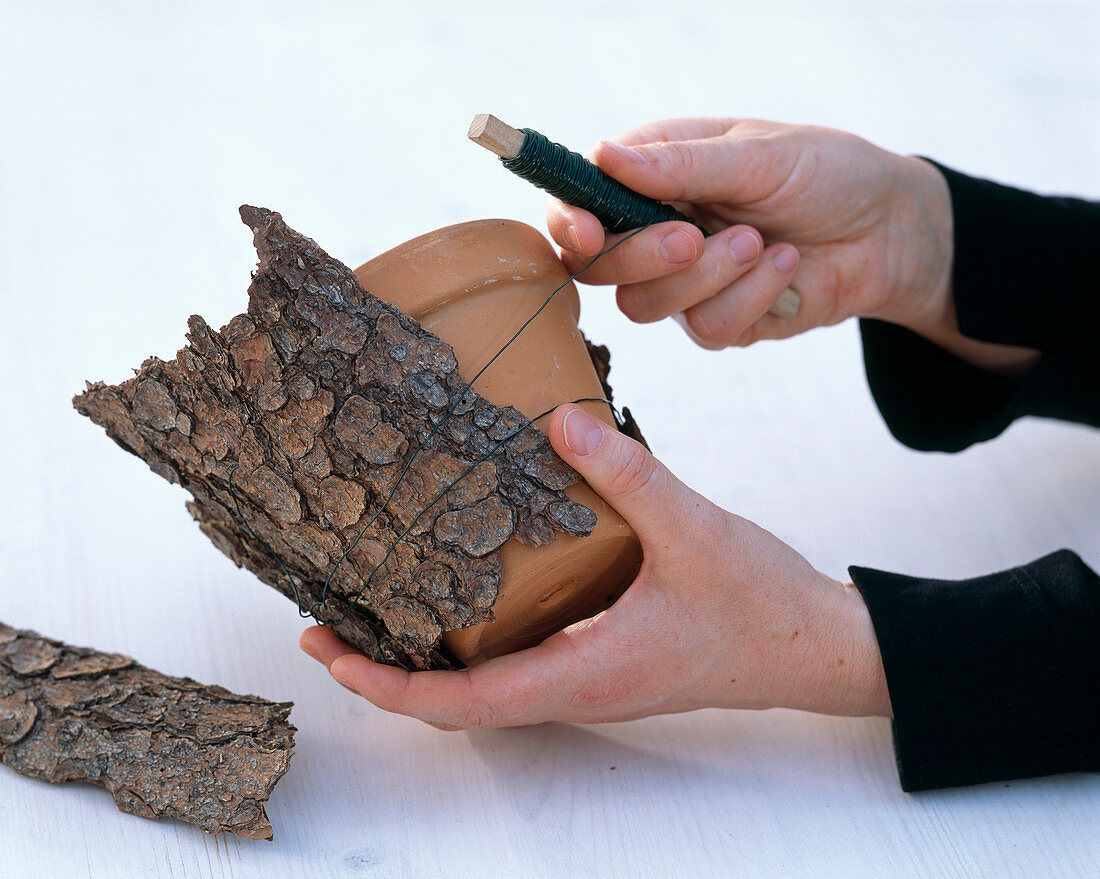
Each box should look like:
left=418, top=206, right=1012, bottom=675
left=857, top=319, right=1098, bottom=452
left=850, top=550, right=1100, bottom=792
left=930, top=162, right=1100, bottom=352
left=859, top=161, right=1100, bottom=452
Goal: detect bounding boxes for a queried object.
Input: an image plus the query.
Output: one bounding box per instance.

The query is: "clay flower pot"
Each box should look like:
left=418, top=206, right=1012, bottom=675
left=354, top=220, right=642, bottom=666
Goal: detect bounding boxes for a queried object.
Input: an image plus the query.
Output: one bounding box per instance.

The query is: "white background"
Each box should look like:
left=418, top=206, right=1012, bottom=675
left=1, top=1, right=1098, bottom=877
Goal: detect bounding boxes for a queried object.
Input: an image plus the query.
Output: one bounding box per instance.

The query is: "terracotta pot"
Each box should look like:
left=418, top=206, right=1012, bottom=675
left=354, top=220, right=642, bottom=666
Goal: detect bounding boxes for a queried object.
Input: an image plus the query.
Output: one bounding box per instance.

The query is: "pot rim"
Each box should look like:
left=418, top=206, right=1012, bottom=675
left=354, top=219, right=572, bottom=321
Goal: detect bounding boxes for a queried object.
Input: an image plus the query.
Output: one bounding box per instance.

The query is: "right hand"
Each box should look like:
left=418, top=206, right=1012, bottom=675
left=547, top=118, right=954, bottom=349
left=301, top=404, right=891, bottom=728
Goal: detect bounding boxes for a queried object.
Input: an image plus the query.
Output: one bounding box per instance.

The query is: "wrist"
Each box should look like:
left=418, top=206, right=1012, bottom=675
left=873, top=156, right=1041, bottom=374
left=787, top=573, right=892, bottom=717
left=831, top=578, right=892, bottom=717
left=876, top=155, right=954, bottom=338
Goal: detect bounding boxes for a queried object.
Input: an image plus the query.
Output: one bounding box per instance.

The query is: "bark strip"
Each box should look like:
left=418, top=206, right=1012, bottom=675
left=0, top=622, right=294, bottom=840
left=74, top=207, right=596, bottom=670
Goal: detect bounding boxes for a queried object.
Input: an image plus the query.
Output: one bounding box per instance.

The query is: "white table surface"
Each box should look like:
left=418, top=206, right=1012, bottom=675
left=1, top=2, right=1098, bottom=877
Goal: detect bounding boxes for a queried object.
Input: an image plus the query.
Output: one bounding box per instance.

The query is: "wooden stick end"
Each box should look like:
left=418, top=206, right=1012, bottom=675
left=468, top=114, right=526, bottom=159
left=770, top=286, right=802, bottom=319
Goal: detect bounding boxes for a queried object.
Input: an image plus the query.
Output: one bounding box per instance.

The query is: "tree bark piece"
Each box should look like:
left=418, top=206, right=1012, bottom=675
left=584, top=336, right=648, bottom=450
left=74, top=206, right=596, bottom=671
left=0, top=622, right=294, bottom=841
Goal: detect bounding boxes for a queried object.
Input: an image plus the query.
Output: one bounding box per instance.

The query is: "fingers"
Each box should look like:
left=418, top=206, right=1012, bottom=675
left=548, top=119, right=802, bottom=261
left=615, top=225, right=763, bottom=323
left=548, top=217, right=801, bottom=349
left=676, top=244, right=801, bottom=350
left=304, top=623, right=609, bottom=728
left=300, top=600, right=679, bottom=728
left=546, top=198, right=609, bottom=259
left=301, top=622, right=580, bottom=727
left=547, top=404, right=716, bottom=548
left=587, top=128, right=798, bottom=206
left=546, top=118, right=740, bottom=258
left=558, top=221, right=705, bottom=285
left=330, top=647, right=552, bottom=728
left=299, top=625, right=368, bottom=694
left=614, top=117, right=740, bottom=147
left=546, top=192, right=707, bottom=281
left=300, top=625, right=358, bottom=665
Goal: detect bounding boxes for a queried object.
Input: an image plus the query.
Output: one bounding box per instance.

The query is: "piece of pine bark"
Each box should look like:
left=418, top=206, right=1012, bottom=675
left=74, top=206, right=599, bottom=671
left=0, top=622, right=294, bottom=840
left=584, top=337, right=648, bottom=450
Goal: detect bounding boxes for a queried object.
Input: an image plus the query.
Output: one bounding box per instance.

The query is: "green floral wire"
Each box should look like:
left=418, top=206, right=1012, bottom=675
left=503, top=129, right=702, bottom=235
left=229, top=463, right=313, bottom=618
left=229, top=224, right=649, bottom=625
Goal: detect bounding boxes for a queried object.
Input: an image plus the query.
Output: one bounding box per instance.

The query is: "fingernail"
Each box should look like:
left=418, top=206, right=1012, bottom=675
left=773, top=246, right=799, bottom=275
left=728, top=232, right=760, bottom=265
left=602, top=140, right=647, bottom=164
left=564, top=223, right=582, bottom=253
left=660, top=229, right=697, bottom=264
left=563, top=407, right=604, bottom=456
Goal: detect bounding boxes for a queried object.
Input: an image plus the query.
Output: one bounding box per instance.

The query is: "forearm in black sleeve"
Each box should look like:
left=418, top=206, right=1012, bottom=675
left=852, top=168, right=1100, bottom=791
left=859, top=163, right=1100, bottom=453
left=850, top=550, right=1100, bottom=791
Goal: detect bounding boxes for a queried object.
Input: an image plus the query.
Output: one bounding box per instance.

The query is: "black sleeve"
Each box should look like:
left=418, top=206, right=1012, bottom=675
left=859, top=162, right=1100, bottom=454
left=850, top=551, right=1100, bottom=791
left=853, top=165, right=1100, bottom=791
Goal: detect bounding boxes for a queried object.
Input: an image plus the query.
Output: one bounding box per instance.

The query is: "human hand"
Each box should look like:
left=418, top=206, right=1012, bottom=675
left=547, top=118, right=953, bottom=349
left=300, top=404, right=891, bottom=729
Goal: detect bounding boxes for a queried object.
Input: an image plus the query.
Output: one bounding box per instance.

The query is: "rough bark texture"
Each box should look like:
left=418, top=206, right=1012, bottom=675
left=584, top=337, right=648, bottom=450
left=74, top=206, right=598, bottom=671
left=0, top=622, right=294, bottom=840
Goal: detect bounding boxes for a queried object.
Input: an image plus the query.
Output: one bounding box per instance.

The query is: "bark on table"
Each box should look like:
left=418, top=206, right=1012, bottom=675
left=74, top=207, right=598, bottom=671
left=0, top=622, right=294, bottom=841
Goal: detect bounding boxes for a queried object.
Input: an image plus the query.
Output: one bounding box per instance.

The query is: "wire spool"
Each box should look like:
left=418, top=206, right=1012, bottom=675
left=469, top=114, right=802, bottom=319
left=503, top=128, right=703, bottom=234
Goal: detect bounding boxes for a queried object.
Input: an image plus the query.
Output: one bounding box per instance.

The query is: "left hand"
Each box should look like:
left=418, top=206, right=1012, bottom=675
left=300, top=404, right=890, bottom=729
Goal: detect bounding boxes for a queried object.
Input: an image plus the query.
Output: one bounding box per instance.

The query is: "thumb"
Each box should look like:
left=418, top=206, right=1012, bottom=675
left=547, top=404, right=708, bottom=547
left=592, top=128, right=797, bottom=206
